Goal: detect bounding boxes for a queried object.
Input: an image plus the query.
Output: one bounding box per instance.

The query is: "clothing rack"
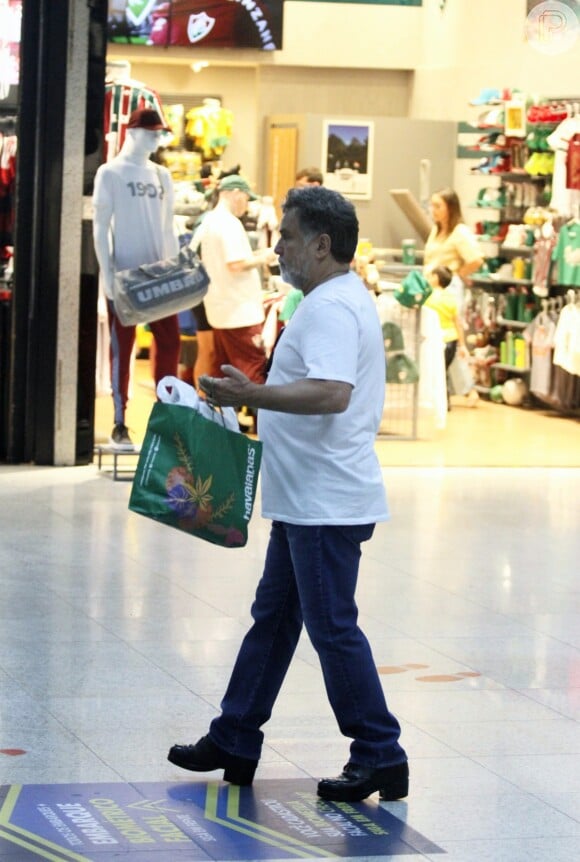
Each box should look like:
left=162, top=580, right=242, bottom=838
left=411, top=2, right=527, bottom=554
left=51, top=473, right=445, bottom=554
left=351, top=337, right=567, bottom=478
left=528, top=288, right=580, bottom=416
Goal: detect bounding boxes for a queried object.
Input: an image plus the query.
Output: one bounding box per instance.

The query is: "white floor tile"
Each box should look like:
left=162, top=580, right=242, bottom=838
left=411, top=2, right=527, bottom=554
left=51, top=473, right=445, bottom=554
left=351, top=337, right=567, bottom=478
left=1, top=464, right=579, bottom=861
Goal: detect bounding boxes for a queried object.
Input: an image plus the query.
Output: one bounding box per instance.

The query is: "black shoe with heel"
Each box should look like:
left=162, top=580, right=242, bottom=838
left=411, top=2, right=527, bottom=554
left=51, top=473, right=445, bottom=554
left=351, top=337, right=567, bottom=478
left=317, top=761, right=409, bottom=802
left=167, top=735, right=257, bottom=785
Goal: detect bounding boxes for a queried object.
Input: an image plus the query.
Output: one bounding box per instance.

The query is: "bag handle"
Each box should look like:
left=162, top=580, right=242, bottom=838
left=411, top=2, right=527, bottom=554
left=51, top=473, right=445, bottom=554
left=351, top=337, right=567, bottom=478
left=156, top=376, right=230, bottom=430
left=206, top=400, right=227, bottom=428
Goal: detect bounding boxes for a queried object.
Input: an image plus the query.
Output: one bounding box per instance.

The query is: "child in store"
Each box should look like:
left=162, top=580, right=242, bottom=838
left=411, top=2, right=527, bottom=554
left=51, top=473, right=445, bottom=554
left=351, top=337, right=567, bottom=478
left=425, top=265, right=479, bottom=408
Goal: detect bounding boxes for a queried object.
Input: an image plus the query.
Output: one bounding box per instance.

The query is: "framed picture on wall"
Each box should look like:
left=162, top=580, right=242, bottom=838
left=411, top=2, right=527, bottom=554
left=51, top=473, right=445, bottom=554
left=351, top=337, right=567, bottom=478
left=322, top=120, right=374, bottom=200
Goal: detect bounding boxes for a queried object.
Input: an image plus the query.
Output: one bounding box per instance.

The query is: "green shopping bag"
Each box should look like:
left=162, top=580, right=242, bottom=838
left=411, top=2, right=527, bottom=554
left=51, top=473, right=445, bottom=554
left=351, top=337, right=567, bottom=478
left=129, top=402, right=262, bottom=548
left=394, top=271, right=432, bottom=308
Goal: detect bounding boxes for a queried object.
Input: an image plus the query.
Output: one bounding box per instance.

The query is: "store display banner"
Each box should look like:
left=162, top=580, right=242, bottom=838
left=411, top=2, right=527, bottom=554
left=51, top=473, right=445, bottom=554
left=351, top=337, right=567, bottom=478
left=0, top=779, right=444, bottom=860
left=108, top=1, right=285, bottom=51
left=293, top=0, right=421, bottom=5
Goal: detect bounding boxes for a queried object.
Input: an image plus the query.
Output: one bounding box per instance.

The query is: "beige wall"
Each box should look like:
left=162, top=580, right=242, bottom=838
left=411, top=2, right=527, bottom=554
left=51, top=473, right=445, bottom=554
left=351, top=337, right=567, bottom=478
left=257, top=66, right=411, bottom=118
left=110, top=0, right=580, bottom=235
left=275, top=2, right=422, bottom=69
left=125, top=58, right=414, bottom=189
left=411, top=0, right=580, bottom=120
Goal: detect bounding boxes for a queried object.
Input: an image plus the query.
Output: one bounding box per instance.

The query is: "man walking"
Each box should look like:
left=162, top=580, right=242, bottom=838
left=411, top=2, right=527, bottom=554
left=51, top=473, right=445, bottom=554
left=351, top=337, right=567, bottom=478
left=168, top=186, right=408, bottom=803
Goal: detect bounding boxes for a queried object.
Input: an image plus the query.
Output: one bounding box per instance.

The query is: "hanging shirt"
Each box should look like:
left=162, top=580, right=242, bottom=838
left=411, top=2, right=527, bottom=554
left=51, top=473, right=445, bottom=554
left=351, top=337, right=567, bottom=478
left=185, top=105, right=234, bottom=159
left=553, top=303, right=580, bottom=376
left=524, top=313, right=557, bottom=397
left=547, top=117, right=580, bottom=216
left=103, top=79, right=167, bottom=162
left=532, top=232, right=557, bottom=295
left=566, top=133, right=580, bottom=191
left=552, top=222, right=580, bottom=287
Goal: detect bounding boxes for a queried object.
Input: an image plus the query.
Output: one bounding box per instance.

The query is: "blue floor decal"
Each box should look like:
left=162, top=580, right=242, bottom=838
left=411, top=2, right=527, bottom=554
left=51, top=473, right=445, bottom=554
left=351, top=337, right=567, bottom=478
left=0, top=780, right=444, bottom=860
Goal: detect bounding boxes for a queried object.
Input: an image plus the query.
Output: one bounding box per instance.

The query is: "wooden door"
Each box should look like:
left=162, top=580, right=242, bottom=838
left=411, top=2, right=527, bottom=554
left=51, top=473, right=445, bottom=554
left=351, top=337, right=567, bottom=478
left=266, top=124, right=298, bottom=216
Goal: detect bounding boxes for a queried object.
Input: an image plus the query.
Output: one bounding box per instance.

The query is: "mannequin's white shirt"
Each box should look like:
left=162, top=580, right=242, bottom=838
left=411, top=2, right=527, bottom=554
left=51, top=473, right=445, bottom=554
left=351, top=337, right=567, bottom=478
left=92, top=128, right=178, bottom=299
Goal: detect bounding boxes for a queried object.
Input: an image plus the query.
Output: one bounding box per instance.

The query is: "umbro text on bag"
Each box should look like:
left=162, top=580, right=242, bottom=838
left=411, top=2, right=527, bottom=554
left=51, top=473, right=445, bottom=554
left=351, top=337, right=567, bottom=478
left=113, top=247, right=209, bottom=326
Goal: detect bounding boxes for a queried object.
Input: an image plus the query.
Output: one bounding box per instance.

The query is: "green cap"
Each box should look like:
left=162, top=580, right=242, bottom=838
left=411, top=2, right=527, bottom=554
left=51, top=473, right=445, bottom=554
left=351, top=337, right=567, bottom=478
left=218, top=175, right=258, bottom=200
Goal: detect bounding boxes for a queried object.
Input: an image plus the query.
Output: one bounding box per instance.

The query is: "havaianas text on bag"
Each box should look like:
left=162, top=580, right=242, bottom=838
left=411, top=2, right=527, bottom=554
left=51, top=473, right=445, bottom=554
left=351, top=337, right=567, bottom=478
left=244, top=445, right=258, bottom=521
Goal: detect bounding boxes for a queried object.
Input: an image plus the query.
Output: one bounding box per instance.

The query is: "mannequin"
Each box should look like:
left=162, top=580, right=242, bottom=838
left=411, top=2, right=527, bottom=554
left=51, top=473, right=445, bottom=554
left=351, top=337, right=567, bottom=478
left=92, top=108, right=180, bottom=449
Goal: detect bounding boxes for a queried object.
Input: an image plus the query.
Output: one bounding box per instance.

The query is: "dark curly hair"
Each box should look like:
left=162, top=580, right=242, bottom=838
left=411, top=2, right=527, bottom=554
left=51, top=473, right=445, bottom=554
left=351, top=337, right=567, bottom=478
left=282, top=187, right=359, bottom=264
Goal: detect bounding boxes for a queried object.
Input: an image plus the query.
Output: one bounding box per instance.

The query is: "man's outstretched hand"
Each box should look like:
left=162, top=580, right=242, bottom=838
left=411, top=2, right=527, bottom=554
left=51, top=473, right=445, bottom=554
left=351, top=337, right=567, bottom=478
left=198, top=365, right=255, bottom=408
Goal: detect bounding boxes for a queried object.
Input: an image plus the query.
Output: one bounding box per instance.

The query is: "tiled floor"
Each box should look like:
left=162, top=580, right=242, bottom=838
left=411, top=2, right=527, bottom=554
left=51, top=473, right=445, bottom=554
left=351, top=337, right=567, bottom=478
left=0, top=463, right=579, bottom=861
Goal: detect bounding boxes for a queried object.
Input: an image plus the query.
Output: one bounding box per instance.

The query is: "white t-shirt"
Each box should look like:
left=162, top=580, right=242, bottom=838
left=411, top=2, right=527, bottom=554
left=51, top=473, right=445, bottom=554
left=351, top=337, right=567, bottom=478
left=200, top=201, right=265, bottom=329
left=92, top=157, right=177, bottom=298
left=524, top=313, right=557, bottom=398
left=258, top=270, right=389, bottom=525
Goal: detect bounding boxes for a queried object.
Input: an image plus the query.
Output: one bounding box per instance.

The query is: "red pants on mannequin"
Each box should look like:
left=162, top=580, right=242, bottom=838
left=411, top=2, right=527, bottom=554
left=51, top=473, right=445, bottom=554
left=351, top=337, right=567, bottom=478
left=107, top=301, right=180, bottom=425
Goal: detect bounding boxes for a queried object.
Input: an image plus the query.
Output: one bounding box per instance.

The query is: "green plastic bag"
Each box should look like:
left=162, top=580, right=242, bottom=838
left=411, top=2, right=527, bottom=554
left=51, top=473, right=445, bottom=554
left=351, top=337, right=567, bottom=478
left=129, top=402, right=262, bottom=548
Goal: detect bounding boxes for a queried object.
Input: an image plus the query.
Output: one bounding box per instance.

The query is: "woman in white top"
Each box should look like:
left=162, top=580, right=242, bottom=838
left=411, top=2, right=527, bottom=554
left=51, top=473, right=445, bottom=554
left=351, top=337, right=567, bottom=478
left=423, top=188, right=483, bottom=406
left=424, top=188, right=483, bottom=285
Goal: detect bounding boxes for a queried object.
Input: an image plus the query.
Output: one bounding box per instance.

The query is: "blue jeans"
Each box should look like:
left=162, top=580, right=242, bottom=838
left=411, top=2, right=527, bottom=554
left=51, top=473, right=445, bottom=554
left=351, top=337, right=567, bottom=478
left=210, top=521, right=406, bottom=768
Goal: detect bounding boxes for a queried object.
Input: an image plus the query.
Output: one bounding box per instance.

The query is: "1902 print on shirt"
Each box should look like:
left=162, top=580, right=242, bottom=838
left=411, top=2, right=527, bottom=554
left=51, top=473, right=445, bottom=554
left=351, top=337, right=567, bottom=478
left=126, top=178, right=164, bottom=200
left=0, top=779, right=444, bottom=859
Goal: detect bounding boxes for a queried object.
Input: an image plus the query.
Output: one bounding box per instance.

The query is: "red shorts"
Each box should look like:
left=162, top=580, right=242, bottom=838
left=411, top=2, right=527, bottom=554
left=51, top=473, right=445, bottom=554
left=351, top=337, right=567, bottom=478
left=212, top=323, right=267, bottom=384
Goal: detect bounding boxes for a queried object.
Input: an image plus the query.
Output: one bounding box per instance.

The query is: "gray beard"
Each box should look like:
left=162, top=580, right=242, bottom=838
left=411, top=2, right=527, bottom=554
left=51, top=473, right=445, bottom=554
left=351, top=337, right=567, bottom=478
left=279, top=263, right=307, bottom=292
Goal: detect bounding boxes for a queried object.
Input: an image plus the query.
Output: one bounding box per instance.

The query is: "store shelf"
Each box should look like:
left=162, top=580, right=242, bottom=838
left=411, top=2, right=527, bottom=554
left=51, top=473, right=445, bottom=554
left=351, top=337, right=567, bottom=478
left=470, top=208, right=530, bottom=221
left=458, top=122, right=504, bottom=134
left=471, top=276, right=532, bottom=287
left=491, top=363, right=530, bottom=373
left=378, top=263, right=423, bottom=277
left=500, top=245, right=535, bottom=256
left=457, top=146, right=509, bottom=159
left=498, top=171, right=550, bottom=183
